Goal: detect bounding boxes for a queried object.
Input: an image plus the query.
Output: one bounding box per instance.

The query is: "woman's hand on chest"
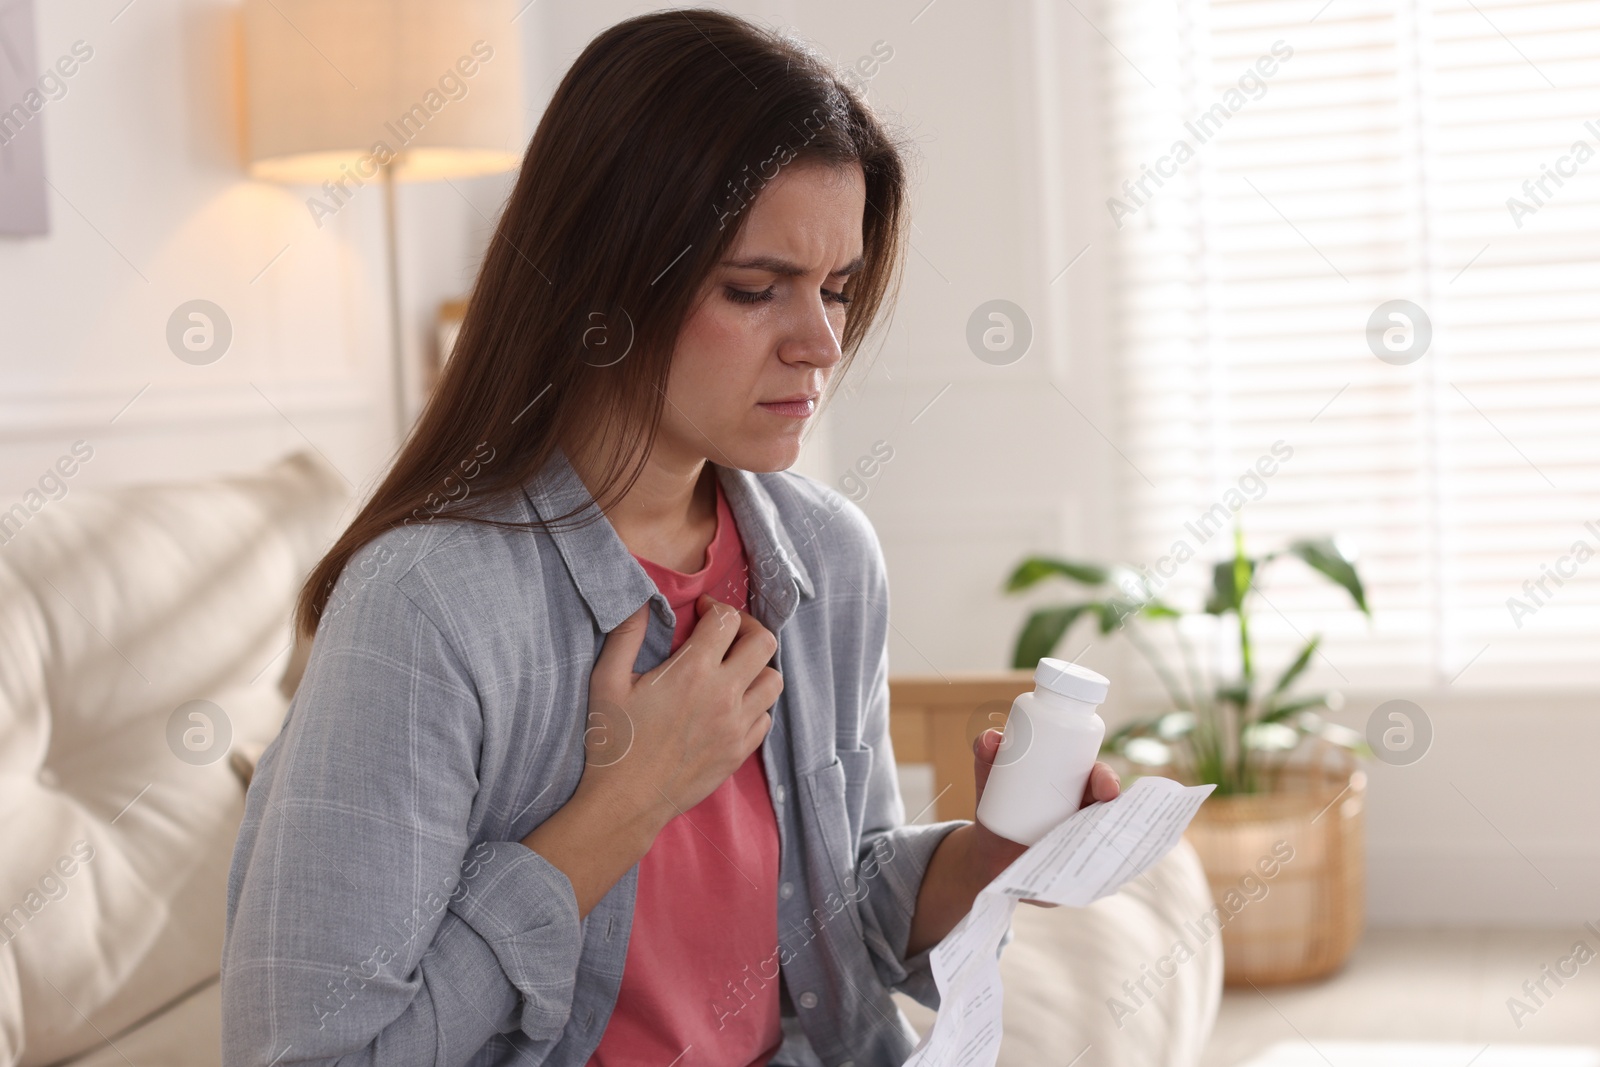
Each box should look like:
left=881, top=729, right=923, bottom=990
left=578, top=594, right=783, bottom=830
left=519, top=594, right=784, bottom=918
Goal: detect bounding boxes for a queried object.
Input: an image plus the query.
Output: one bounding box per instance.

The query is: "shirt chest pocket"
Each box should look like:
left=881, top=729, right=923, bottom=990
left=801, top=745, right=875, bottom=891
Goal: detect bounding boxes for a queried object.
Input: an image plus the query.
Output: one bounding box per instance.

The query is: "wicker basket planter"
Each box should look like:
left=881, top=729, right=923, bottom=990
left=1182, top=755, right=1366, bottom=986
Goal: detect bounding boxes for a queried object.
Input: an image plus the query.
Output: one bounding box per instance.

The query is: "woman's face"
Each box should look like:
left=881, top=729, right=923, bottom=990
left=658, top=159, right=866, bottom=474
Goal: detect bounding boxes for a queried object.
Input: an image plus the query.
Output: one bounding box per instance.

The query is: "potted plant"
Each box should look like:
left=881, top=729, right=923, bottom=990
left=1004, top=525, right=1371, bottom=984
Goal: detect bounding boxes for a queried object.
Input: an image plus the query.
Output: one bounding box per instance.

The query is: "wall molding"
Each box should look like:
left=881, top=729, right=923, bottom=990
left=0, top=378, right=374, bottom=442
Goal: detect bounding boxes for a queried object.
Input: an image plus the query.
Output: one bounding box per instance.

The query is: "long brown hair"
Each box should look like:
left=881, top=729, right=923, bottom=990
left=295, top=7, right=911, bottom=639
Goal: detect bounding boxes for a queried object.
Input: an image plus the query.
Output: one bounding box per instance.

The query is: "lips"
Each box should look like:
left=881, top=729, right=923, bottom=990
left=758, top=394, right=818, bottom=418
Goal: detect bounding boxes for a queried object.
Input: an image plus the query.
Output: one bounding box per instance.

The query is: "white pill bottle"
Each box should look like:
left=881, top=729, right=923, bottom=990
left=975, top=657, right=1110, bottom=846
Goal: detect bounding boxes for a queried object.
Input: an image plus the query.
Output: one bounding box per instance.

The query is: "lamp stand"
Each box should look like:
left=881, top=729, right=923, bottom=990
left=381, top=160, right=407, bottom=443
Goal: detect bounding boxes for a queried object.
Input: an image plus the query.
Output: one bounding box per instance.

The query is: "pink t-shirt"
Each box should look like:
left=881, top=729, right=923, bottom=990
left=588, top=481, right=783, bottom=1067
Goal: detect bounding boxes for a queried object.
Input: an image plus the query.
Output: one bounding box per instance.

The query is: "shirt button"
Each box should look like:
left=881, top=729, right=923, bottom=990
left=799, top=991, right=818, bottom=1009
left=780, top=881, right=794, bottom=899
left=774, top=784, right=786, bottom=803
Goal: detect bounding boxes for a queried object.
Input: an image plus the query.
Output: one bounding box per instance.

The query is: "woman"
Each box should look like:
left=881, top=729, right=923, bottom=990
left=222, top=9, right=1118, bottom=1066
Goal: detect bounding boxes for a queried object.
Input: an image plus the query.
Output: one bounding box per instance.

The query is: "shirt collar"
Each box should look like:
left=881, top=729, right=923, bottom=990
left=521, top=445, right=814, bottom=634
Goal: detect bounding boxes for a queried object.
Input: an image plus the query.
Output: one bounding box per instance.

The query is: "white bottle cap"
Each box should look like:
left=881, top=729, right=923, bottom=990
left=1033, top=657, right=1110, bottom=705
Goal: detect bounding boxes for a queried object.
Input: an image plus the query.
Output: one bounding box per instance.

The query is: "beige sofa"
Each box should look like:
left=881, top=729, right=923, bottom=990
left=0, top=452, right=1219, bottom=1067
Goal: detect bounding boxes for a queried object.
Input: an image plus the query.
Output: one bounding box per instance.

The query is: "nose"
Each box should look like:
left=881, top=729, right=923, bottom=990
left=779, top=286, right=845, bottom=371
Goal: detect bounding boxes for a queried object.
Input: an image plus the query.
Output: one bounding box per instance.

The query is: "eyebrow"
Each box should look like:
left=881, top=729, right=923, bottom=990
left=720, top=254, right=866, bottom=277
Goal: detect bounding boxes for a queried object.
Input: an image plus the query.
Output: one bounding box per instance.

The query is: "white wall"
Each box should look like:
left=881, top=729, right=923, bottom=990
left=0, top=0, right=523, bottom=511
left=4, top=0, right=1592, bottom=927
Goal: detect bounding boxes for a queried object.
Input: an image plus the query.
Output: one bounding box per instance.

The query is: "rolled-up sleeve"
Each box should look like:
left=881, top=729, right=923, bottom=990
left=221, top=573, right=582, bottom=1066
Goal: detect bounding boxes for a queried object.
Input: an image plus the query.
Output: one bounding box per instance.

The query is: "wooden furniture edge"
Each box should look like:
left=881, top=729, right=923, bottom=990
left=888, top=671, right=1037, bottom=823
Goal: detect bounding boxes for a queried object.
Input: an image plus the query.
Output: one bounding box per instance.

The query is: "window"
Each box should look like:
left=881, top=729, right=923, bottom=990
left=1103, top=0, right=1600, bottom=691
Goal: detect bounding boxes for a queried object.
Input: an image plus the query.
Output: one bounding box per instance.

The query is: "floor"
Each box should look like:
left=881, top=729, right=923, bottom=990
left=1201, top=928, right=1600, bottom=1067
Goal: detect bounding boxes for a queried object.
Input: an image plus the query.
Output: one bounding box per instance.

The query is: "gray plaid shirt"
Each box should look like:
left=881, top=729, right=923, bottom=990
left=222, top=447, right=969, bottom=1067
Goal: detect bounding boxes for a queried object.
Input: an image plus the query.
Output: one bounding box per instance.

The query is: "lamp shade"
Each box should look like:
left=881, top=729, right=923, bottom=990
left=242, top=0, right=522, bottom=184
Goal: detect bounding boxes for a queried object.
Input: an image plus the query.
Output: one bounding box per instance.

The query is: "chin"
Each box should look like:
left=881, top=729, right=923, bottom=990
left=721, top=434, right=805, bottom=474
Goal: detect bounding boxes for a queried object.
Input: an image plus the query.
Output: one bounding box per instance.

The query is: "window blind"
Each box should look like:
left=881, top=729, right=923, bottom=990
left=1102, top=0, right=1600, bottom=691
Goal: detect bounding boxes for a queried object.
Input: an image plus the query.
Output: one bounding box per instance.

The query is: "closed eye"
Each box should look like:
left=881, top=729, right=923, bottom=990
left=725, top=286, right=774, bottom=305
left=723, top=285, right=852, bottom=307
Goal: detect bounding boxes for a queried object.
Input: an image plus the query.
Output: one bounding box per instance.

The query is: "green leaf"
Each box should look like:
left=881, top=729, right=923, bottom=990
left=1140, top=601, right=1181, bottom=620
left=1287, top=538, right=1369, bottom=615
left=1003, top=557, right=1109, bottom=593
left=1095, top=598, right=1148, bottom=634
left=1216, top=683, right=1251, bottom=709
left=1205, top=557, right=1256, bottom=614
left=1011, top=603, right=1095, bottom=668
left=1271, top=636, right=1321, bottom=697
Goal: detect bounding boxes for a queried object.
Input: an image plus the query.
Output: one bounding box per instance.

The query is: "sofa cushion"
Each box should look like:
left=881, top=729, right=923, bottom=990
left=0, top=452, right=348, bottom=1067
left=894, top=839, right=1222, bottom=1067
left=55, top=979, right=222, bottom=1067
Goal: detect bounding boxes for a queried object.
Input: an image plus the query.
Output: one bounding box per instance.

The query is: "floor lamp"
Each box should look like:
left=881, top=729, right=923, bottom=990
left=240, top=0, right=522, bottom=442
